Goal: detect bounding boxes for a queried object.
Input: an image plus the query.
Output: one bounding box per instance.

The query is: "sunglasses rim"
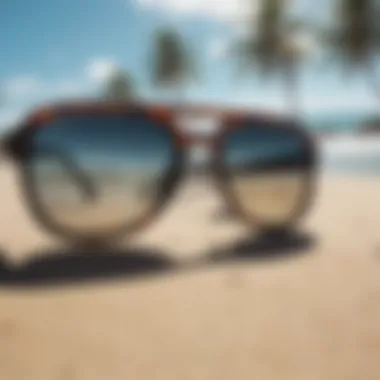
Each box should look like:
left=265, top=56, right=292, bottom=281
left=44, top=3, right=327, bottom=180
left=213, top=117, right=319, bottom=231
left=3, top=101, right=318, bottom=244
left=5, top=102, right=184, bottom=159
left=12, top=106, right=186, bottom=245
left=4, top=100, right=297, bottom=157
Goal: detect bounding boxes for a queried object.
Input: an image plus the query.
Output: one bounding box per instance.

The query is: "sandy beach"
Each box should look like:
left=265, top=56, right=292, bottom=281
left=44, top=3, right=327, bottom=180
left=0, top=160, right=380, bottom=380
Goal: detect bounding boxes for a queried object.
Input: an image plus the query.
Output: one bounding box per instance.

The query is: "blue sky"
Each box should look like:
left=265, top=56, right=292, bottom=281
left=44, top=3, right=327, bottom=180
left=1, top=0, right=379, bottom=131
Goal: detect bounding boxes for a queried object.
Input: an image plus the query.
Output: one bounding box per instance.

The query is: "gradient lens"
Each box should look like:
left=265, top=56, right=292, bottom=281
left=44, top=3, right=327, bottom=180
left=27, top=112, right=176, bottom=238
left=223, top=122, right=314, bottom=227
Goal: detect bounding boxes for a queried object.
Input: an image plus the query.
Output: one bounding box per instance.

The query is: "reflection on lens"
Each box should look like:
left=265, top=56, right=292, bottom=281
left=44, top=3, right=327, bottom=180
left=224, top=123, right=312, bottom=226
left=28, top=113, right=174, bottom=237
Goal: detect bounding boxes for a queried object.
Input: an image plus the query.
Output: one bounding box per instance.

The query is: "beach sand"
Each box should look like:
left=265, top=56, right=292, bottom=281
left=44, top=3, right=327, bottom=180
left=0, top=161, right=380, bottom=380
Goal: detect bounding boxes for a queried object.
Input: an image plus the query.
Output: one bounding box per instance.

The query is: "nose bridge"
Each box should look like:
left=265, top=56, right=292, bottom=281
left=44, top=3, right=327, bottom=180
left=174, top=113, right=222, bottom=151
left=177, top=131, right=219, bottom=172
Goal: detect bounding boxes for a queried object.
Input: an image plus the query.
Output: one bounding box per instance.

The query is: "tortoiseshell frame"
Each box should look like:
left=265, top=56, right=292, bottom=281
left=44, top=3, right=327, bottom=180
left=2, top=101, right=318, bottom=245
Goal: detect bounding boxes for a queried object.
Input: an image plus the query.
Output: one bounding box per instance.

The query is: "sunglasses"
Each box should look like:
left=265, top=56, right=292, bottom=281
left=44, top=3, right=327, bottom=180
left=1, top=102, right=318, bottom=245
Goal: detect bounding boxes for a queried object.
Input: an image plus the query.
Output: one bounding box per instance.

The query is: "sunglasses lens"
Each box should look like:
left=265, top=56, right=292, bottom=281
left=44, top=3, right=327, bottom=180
left=223, top=122, right=314, bottom=227
left=27, top=113, right=176, bottom=239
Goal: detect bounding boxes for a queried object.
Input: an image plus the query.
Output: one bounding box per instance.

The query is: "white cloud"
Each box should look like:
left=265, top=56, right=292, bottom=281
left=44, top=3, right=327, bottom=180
left=5, top=76, right=41, bottom=98
left=136, top=0, right=258, bottom=25
left=86, top=58, right=119, bottom=84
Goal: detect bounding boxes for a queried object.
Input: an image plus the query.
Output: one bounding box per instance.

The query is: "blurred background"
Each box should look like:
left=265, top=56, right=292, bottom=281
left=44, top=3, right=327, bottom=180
left=1, top=2, right=380, bottom=380
left=1, top=0, right=380, bottom=172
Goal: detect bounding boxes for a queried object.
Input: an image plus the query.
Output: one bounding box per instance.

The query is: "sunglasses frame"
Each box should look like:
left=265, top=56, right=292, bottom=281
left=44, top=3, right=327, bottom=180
left=2, top=101, right=318, bottom=245
left=212, top=116, right=318, bottom=232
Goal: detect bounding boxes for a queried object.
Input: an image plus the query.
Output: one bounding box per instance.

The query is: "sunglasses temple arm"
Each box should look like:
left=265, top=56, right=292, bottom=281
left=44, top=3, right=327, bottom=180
left=38, top=147, right=98, bottom=201
left=0, top=131, right=97, bottom=201
left=0, top=139, right=7, bottom=162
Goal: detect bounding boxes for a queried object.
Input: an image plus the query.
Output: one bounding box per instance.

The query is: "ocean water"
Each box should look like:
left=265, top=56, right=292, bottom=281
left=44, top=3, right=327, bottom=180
left=304, top=111, right=379, bottom=134
left=302, top=112, right=380, bottom=175
left=319, top=136, right=380, bottom=175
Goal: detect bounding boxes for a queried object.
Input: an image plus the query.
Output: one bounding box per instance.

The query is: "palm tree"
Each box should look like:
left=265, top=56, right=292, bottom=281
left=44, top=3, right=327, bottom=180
left=235, top=0, right=310, bottom=115
left=326, top=0, right=380, bottom=98
left=150, top=26, right=196, bottom=103
left=150, top=27, right=201, bottom=176
left=104, top=69, right=135, bottom=101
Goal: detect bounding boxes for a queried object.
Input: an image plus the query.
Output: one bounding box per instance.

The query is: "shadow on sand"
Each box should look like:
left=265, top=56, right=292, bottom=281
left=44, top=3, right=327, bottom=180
left=207, top=230, right=316, bottom=264
left=0, top=230, right=316, bottom=288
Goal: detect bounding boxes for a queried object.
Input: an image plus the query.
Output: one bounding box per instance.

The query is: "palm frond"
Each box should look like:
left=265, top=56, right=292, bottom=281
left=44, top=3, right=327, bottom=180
left=151, top=27, right=194, bottom=89
left=237, top=0, right=298, bottom=78
left=332, top=0, right=377, bottom=68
